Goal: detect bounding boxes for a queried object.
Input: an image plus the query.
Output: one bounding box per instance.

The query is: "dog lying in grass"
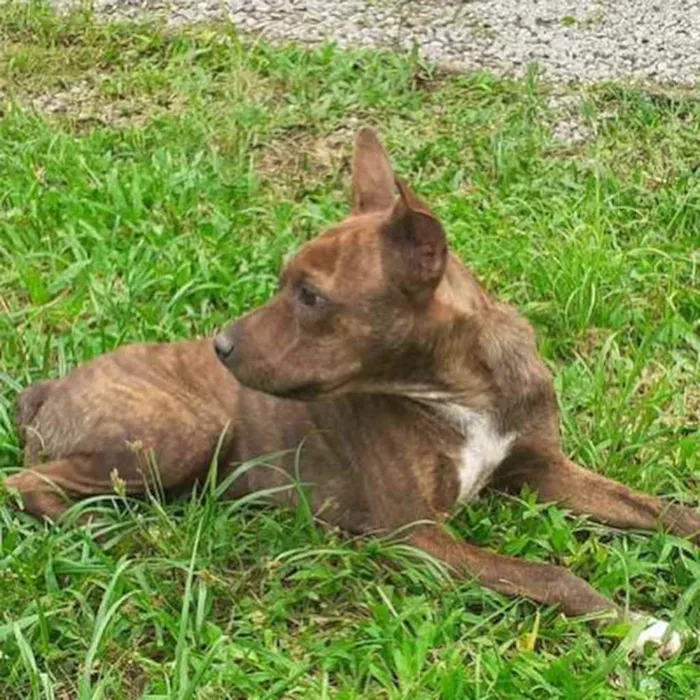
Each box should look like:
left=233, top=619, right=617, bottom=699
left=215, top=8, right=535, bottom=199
left=9, top=128, right=699, bottom=656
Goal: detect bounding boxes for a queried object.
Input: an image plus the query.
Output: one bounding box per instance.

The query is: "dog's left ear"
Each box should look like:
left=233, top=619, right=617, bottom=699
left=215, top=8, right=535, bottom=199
left=382, top=178, right=447, bottom=300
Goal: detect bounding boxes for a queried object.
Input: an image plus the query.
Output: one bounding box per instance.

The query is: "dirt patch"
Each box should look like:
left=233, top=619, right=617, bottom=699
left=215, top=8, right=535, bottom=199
left=3, top=76, right=181, bottom=128
left=546, top=91, right=596, bottom=147
left=574, top=326, right=610, bottom=357
left=256, top=124, right=359, bottom=184
left=684, top=385, right=700, bottom=427
left=634, top=363, right=699, bottom=430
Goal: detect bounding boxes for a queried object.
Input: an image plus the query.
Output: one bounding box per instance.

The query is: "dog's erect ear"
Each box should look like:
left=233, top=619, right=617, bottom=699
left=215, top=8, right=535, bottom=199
left=352, top=127, right=395, bottom=214
left=382, top=178, right=447, bottom=299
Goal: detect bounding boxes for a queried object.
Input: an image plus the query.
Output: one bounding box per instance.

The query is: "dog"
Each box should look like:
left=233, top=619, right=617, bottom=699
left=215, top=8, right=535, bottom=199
left=8, top=128, right=699, bottom=655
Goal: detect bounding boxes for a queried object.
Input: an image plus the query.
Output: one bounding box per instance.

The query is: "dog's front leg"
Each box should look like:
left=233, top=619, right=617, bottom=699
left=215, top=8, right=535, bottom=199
left=409, top=525, right=683, bottom=655
left=410, top=525, right=617, bottom=618
left=502, top=458, right=700, bottom=545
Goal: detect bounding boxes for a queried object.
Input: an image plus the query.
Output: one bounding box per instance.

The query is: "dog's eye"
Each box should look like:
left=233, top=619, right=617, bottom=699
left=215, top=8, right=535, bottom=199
left=299, top=285, right=319, bottom=307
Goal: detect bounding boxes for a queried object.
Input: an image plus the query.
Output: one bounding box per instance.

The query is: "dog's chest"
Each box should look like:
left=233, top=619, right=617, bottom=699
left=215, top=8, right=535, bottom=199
left=440, top=405, right=515, bottom=503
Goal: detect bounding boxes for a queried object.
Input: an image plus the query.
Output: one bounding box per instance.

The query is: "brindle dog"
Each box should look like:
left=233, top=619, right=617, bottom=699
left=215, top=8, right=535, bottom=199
left=9, top=128, right=699, bottom=655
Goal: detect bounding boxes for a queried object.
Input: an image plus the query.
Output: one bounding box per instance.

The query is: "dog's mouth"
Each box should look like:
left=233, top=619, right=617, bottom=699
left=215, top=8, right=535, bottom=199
left=234, top=368, right=351, bottom=401
left=264, top=376, right=351, bottom=401
left=272, top=384, right=324, bottom=401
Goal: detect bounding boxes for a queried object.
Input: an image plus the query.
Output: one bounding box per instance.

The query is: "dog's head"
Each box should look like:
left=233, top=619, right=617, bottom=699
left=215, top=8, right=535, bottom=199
left=214, top=128, right=487, bottom=400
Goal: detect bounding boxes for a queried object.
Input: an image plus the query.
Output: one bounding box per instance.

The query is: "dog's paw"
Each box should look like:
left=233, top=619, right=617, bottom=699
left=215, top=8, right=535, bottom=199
left=630, top=615, right=683, bottom=657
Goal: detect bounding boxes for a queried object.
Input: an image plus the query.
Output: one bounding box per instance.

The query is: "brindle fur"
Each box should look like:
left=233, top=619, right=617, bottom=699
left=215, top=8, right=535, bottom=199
left=8, top=129, right=699, bottom=629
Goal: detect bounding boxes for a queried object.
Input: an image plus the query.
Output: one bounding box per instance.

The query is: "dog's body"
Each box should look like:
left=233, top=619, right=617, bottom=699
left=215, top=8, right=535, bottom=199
left=13, top=304, right=548, bottom=535
left=8, top=129, right=699, bottom=655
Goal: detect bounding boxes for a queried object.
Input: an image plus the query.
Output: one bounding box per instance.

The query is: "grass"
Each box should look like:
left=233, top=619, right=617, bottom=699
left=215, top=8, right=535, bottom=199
left=0, top=2, right=699, bottom=697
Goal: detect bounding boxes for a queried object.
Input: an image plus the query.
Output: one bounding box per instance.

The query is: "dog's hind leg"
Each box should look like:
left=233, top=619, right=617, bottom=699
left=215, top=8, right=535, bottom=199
left=5, top=458, right=90, bottom=521
left=5, top=452, right=160, bottom=522
left=501, top=458, right=700, bottom=545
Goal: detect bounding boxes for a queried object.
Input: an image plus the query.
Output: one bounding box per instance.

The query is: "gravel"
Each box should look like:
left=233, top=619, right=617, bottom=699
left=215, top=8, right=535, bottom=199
left=47, top=0, right=700, bottom=85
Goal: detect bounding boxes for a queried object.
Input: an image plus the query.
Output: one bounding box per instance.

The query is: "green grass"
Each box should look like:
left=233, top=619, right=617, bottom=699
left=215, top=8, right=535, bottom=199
left=1, top=3, right=699, bottom=697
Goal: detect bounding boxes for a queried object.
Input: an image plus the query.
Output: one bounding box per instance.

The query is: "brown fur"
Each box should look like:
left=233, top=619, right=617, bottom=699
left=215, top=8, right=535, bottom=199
left=7, top=128, right=699, bottom=630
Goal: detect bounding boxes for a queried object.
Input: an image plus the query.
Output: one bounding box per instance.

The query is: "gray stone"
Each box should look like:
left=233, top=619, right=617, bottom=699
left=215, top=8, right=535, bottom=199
left=43, top=0, right=700, bottom=86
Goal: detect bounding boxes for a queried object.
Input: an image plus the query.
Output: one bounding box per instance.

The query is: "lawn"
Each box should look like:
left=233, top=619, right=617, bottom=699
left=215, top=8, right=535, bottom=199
left=0, top=3, right=699, bottom=698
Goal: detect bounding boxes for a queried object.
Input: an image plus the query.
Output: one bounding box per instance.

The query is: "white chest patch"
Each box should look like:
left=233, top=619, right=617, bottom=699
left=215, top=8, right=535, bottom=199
left=440, top=405, right=516, bottom=503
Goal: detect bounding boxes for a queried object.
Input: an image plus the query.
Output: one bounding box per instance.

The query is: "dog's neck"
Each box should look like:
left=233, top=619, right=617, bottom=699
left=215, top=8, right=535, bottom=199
left=404, top=392, right=491, bottom=434
left=434, top=254, right=491, bottom=315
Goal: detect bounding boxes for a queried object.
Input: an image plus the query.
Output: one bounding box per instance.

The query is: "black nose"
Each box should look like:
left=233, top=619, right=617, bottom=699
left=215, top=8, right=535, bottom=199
left=214, top=332, right=235, bottom=362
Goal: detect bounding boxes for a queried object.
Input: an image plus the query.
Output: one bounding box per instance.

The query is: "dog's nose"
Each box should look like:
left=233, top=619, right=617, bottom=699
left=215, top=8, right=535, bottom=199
left=214, top=332, right=235, bottom=362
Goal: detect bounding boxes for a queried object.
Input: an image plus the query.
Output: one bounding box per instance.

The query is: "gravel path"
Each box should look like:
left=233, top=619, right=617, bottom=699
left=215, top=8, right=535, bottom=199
left=54, top=1, right=700, bottom=85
